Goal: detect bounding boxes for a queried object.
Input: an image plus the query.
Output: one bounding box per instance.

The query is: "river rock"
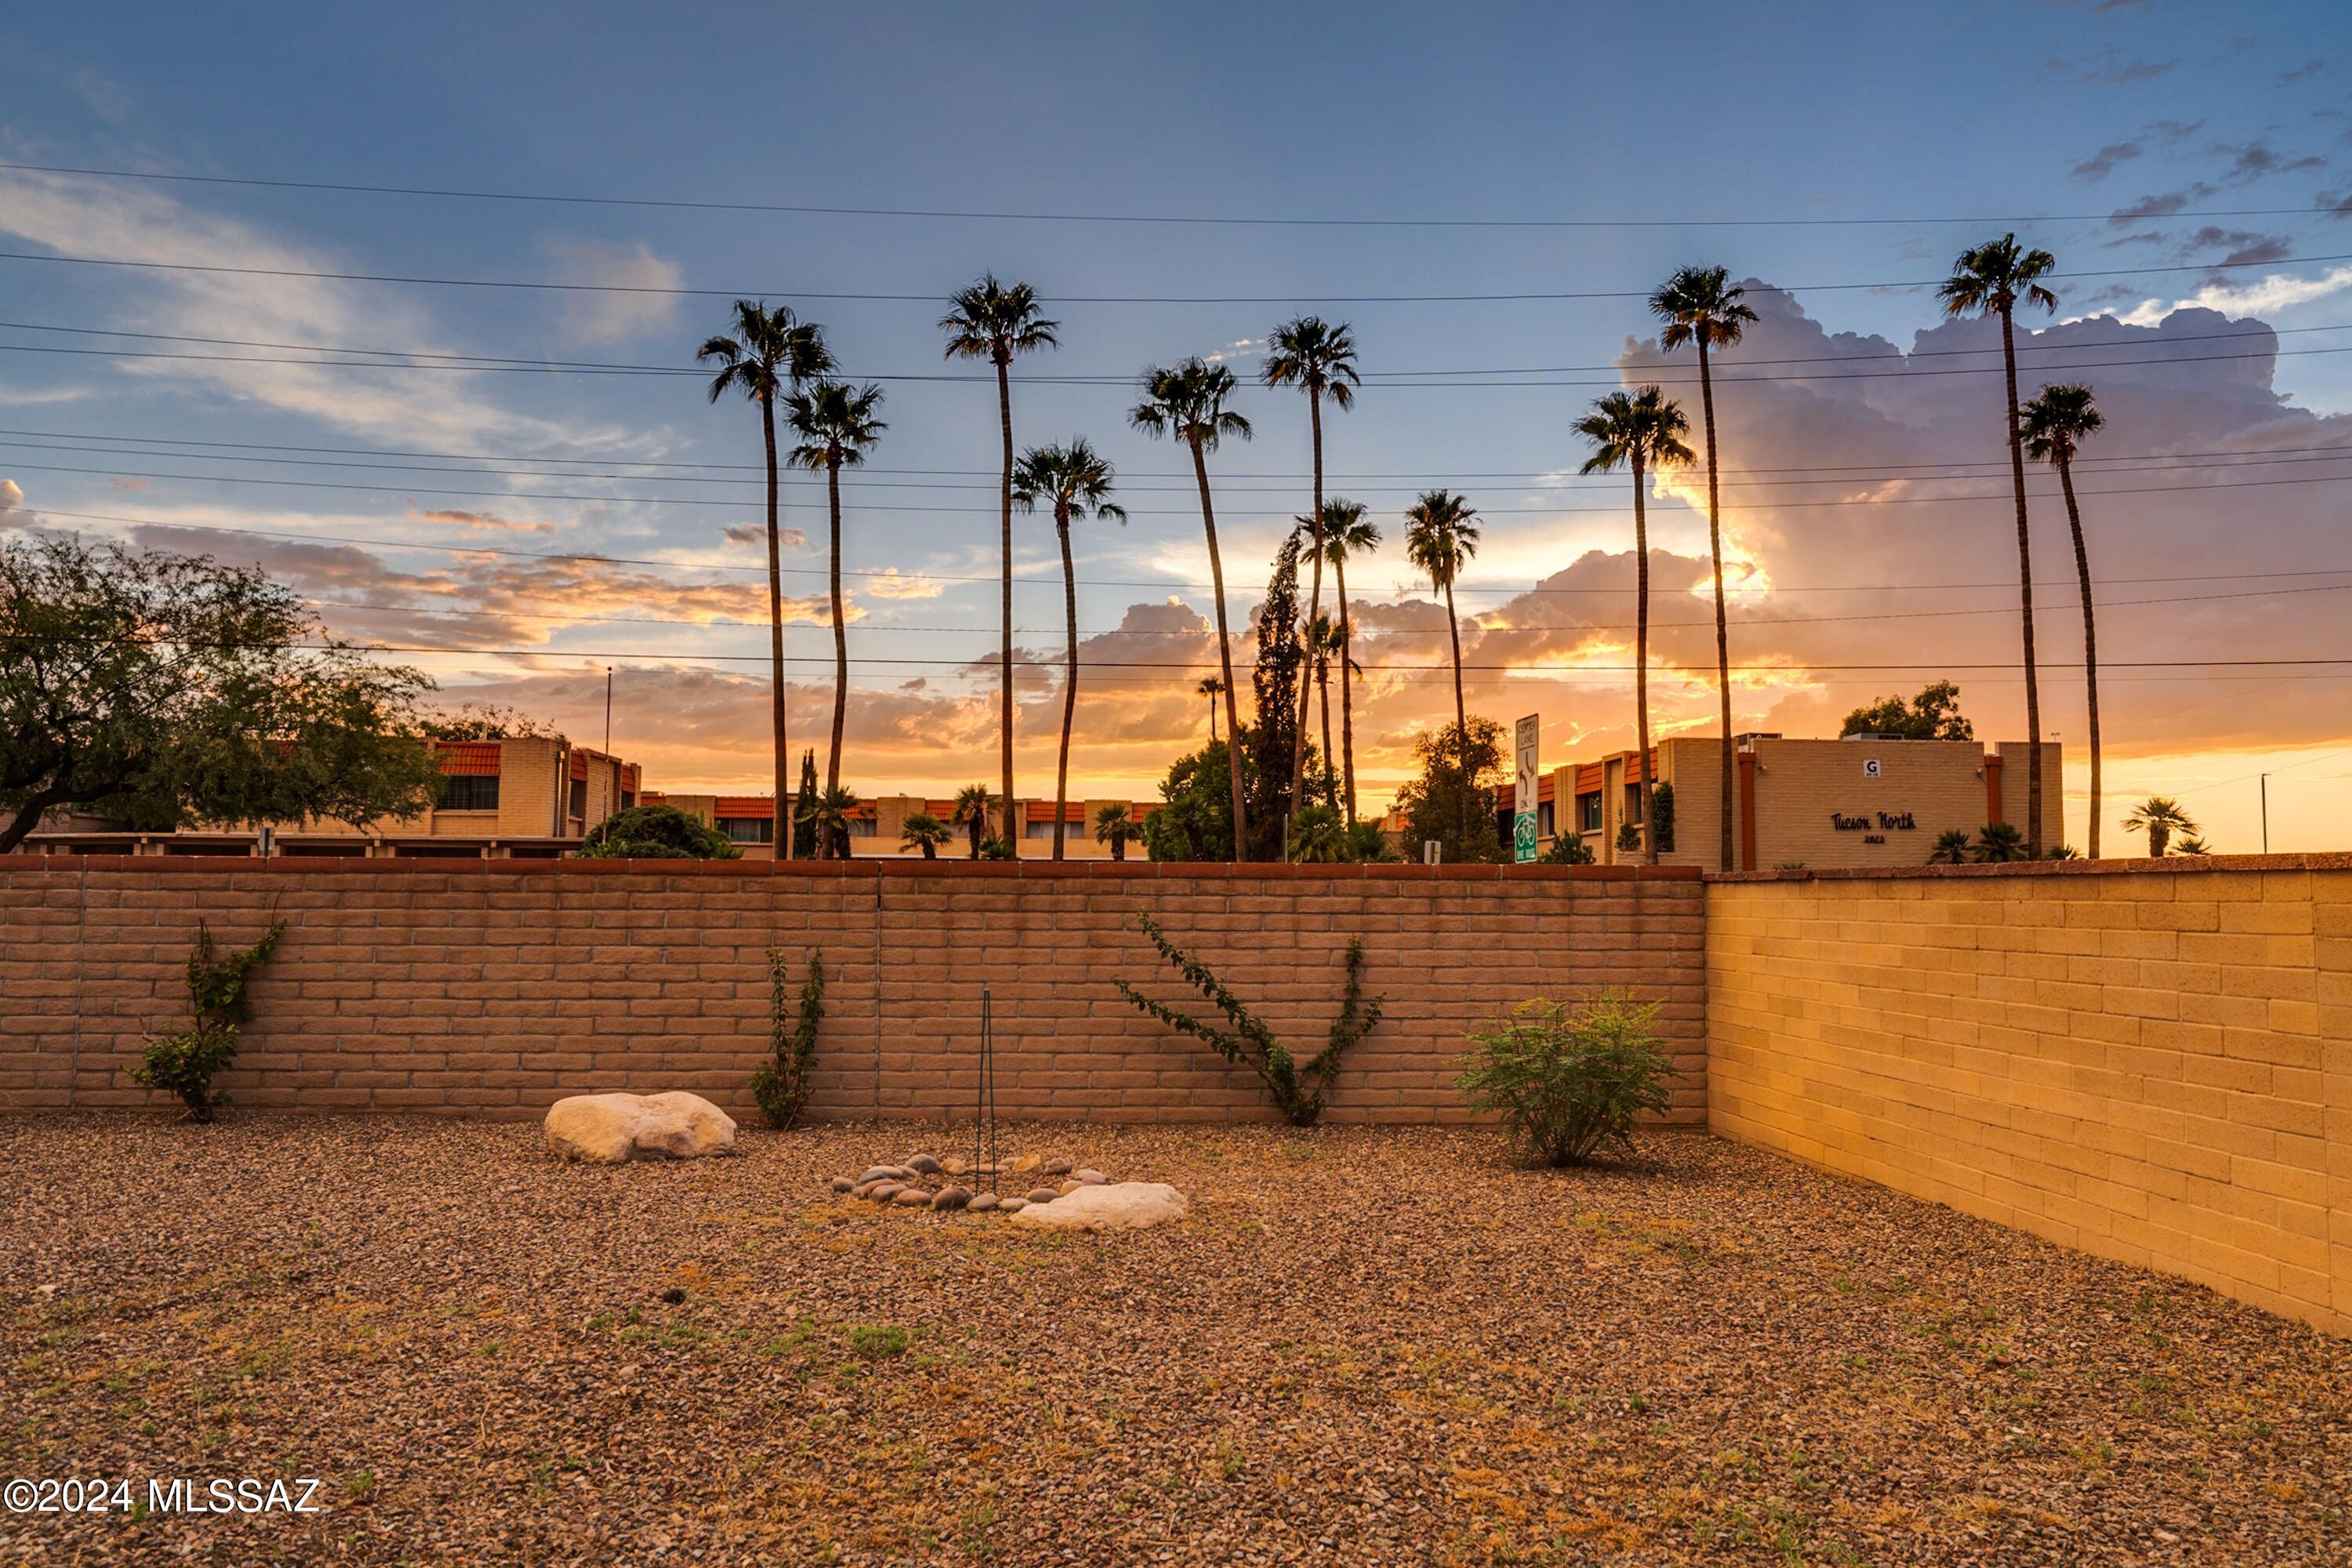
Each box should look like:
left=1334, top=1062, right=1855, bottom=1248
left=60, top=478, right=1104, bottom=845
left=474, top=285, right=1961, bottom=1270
left=1025, top=1188, right=1061, bottom=1205
left=907, top=1154, right=942, bottom=1175
left=966, top=1192, right=1000, bottom=1213
left=1000, top=1197, right=1028, bottom=1212
left=857, top=1167, right=897, bottom=1185
left=892, top=1189, right=931, bottom=1207
left=941, top=1156, right=970, bottom=1176
left=869, top=1181, right=905, bottom=1202
left=1075, top=1168, right=1109, bottom=1185
left=931, top=1185, right=973, bottom=1211
left=829, top=1176, right=855, bottom=1193
left=543, top=1092, right=736, bottom=1164
left=1042, top=1156, right=1075, bottom=1176
left=1010, top=1153, right=1043, bottom=1175
left=1008, top=1182, right=1189, bottom=1233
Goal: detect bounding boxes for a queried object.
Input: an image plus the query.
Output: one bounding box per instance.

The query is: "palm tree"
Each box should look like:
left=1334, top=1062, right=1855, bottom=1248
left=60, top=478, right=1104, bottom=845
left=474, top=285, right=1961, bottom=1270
left=1403, top=491, right=1482, bottom=849
left=1131, top=358, right=1253, bottom=862
left=1575, top=387, right=1695, bottom=866
left=2173, top=834, right=2211, bottom=857
left=1972, top=822, right=2028, bottom=862
left=1318, top=500, right=1381, bottom=825
left=942, top=277, right=1059, bottom=852
left=1094, top=800, right=1145, bottom=862
left=2122, top=797, right=2198, bottom=858
left=807, top=784, right=862, bottom=861
left=1012, top=439, right=1127, bottom=861
left=1307, top=611, right=1348, bottom=805
left=952, top=782, right=995, bottom=860
left=1196, top=676, right=1227, bottom=742
left=900, top=810, right=952, bottom=859
left=782, top=379, right=887, bottom=796
left=1650, top=266, right=1759, bottom=874
left=699, top=300, right=833, bottom=858
left=1927, top=828, right=1973, bottom=864
left=1261, top=318, right=1360, bottom=822
left=1940, top=234, right=2060, bottom=857
left=2021, top=382, right=2107, bottom=859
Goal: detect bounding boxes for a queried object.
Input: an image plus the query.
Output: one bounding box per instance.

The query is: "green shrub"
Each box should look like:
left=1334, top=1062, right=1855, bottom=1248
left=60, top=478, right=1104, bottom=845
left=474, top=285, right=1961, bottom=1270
left=978, top=836, right=1017, bottom=860
left=1114, top=912, right=1381, bottom=1126
left=129, top=918, right=287, bottom=1122
left=749, top=949, right=823, bottom=1128
left=849, top=1324, right=909, bottom=1360
left=578, top=804, right=742, bottom=859
left=1539, top=833, right=1595, bottom=865
left=1650, top=782, right=1675, bottom=853
left=1455, top=991, right=1675, bottom=1166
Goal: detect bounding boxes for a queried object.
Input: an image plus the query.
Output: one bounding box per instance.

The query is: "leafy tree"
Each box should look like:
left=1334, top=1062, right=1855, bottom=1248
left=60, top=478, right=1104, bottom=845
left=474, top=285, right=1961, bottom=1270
left=899, top=810, right=952, bottom=859
left=1403, top=490, right=1482, bottom=793
left=1576, top=387, right=1694, bottom=866
left=1261, top=316, right=1360, bottom=821
left=700, top=299, right=833, bottom=859
left=1392, top=717, right=1506, bottom=865
left=2122, top=797, right=2198, bottom=858
left=1842, top=681, right=1975, bottom=740
left=942, top=276, right=1059, bottom=851
left=1143, top=736, right=1253, bottom=863
left=129, top=917, right=287, bottom=1123
left=1131, top=358, right=1253, bottom=860
left=1973, top=822, right=2028, bottom=862
left=1115, top=912, right=1382, bottom=1127
left=1012, top=438, right=1127, bottom=860
left=951, top=782, right=995, bottom=860
left=419, top=703, right=554, bottom=741
left=782, top=379, right=887, bottom=795
left=1247, top=535, right=1312, bottom=860
left=748, top=949, right=823, bottom=1128
left=1317, top=499, right=1381, bottom=824
left=1650, top=781, right=1676, bottom=855
left=1457, top=992, right=1675, bottom=1167
left=2022, top=381, right=2108, bottom=858
left=1927, top=828, right=1974, bottom=864
left=1941, top=234, right=2060, bottom=857
left=1650, top=266, right=1759, bottom=873
left=1094, top=800, right=1145, bottom=862
left=579, top=804, right=742, bottom=859
left=1, top=538, right=442, bottom=854
left=791, top=749, right=819, bottom=860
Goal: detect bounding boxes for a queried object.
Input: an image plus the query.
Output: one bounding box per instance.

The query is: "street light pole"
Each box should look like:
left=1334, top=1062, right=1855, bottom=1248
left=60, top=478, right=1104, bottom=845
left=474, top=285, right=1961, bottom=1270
left=604, top=666, right=613, bottom=757
left=2260, top=772, right=2269, bottom=855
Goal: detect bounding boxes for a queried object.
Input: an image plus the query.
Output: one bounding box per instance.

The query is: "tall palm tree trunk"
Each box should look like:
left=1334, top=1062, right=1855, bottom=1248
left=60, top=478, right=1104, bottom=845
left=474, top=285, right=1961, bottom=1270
left=1289, top=392, right=1324, bottom=817
left=1633, top=454, right=1657, bottom=866
left=1998, top=306, right=2044, bottom=856
left=2057, top=451, right=2100, bottom=858
left=994, top=355, right=1017, bottom=850
left=1190, top=437, right=1248, bottom=862
left=1317, top=641, right=1334, bottom=805
left=1698, top=339, right=1734, bottom=873
left=1444, top=576, right=1467, bottom=844
left=1054, top=507, right=1078, bottom=862
left=1336, top=554, right=1357, bottom=825
left=825, top=456, right=847, bottom=800
left=761, top=392, right=792, bottom=862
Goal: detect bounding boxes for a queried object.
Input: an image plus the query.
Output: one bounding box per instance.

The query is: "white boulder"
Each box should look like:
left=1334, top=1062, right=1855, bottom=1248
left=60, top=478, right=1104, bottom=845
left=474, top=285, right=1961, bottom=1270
left=543, top=1092, right=737, bottom=1163
left=1007, top=1181, right=1188, bottom=1232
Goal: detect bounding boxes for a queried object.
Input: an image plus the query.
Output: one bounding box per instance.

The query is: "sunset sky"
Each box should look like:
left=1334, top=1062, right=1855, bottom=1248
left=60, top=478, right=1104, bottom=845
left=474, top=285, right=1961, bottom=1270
left=5, top=0, right=2351, bottom=852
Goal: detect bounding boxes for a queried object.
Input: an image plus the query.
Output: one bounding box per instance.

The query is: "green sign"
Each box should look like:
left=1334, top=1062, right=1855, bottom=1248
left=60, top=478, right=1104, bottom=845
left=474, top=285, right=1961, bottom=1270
left=1513, top=812, right=1537, bottom=862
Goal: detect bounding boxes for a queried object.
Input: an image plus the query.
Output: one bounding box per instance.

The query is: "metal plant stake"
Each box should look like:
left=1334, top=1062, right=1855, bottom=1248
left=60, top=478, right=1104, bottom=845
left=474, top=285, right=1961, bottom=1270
left=972, top=987, right=999, bottom=1196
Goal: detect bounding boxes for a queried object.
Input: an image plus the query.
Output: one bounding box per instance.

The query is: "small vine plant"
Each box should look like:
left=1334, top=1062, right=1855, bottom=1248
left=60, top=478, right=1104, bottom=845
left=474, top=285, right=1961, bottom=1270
left=129, top=917, right=288, bottom=1123
left=1114, top=912, right=1383, bottom=1127
left=750, top=948, right=824, bottom=1127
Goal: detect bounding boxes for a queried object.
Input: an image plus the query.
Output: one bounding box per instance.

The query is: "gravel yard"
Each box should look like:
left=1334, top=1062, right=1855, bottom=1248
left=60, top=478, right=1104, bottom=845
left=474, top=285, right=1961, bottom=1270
left=3, top=1116, right=2345, bottom=1566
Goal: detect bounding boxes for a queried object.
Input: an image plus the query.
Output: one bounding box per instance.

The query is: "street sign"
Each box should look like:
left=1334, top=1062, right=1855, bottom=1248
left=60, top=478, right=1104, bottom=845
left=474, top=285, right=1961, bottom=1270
left=1513, top=713, right=1539, bottom=862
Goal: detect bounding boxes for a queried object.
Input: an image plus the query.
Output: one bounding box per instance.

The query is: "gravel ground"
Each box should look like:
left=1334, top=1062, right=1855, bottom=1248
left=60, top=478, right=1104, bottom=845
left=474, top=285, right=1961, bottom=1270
left=3, top=1116, right=2346, bottom=1567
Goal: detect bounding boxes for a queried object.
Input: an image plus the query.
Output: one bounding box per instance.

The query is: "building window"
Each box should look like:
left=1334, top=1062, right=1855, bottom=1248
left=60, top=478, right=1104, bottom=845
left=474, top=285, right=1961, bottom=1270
left=846, top=816, right=876, bottom=837
left=439, top=775, right=499, bottom=812
left=620, top=791, right=636, bottom=811
left=1537, top=800, right=1554, bottom=838
left=1025, top=818, right=1079, bottom=839
left=719, top=817, right=774, bottom=844
left=1577, top=792, right=1602, bottom=833
left=569, top=779, right=587, bottom=820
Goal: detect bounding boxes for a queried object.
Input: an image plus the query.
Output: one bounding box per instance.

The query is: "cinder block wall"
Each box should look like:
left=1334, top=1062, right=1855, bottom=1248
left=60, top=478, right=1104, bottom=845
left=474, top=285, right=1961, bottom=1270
left=1707, top=858, right=2351, bottom=1338
left=0, top=856, right=1708, bottom=1127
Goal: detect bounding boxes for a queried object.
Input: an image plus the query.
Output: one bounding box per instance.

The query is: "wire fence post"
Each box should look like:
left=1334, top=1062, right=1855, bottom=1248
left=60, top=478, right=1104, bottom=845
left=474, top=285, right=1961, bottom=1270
left=973, top=987, right=997, bottom=1196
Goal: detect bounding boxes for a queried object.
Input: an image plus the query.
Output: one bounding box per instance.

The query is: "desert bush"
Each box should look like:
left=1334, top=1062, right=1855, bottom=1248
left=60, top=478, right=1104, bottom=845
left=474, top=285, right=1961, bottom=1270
left=130, top=918, right=287, bottom=1122
left=579, top=804, right=741, bottom=859
left=1455, top=990, right=1674, bottom=1166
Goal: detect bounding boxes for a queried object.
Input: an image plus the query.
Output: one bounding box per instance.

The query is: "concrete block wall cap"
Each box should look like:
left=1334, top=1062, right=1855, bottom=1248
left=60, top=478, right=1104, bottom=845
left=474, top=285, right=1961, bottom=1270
left=1704, top=854, right=2352, bottom=884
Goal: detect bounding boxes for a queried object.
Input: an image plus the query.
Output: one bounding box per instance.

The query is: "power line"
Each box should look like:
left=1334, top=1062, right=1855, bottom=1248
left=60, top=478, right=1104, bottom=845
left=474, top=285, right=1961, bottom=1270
left=3, top=245, right=2347, bottom=304
left=9, top=158, right=2343, bottom=230
left=27, top=506, right=2352, bottom=598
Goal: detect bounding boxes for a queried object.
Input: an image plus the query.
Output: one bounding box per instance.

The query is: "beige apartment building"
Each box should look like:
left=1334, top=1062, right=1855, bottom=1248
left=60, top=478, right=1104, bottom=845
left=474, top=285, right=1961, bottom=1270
left=18, top=737, right=643, bottom=858
left=1512, top=734, right=2063, bottom=870
left=648, top=793, right=1156, bottom=859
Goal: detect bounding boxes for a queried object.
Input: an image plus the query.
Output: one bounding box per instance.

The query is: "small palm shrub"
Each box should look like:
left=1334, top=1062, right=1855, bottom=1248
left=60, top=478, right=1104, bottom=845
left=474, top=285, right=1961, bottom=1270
left=1455, top=991, right=1675, bottom=1167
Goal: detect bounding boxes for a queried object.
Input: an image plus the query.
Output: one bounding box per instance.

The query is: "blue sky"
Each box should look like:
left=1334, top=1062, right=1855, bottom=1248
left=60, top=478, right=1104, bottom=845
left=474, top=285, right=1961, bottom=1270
left=5, top=1, right=2352, bottom=848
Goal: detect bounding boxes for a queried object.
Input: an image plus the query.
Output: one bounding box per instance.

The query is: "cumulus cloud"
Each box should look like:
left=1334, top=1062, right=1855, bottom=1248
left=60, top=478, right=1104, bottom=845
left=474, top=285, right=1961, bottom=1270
left=542, top=238, right=684, bottom=347
left=724, top=523, right=807, bottom=548
left=861, top=568, right=943, bottom=600
left=2113, top=260, right=2352, bottom=324
left=415, top=508, right=556, bottom=535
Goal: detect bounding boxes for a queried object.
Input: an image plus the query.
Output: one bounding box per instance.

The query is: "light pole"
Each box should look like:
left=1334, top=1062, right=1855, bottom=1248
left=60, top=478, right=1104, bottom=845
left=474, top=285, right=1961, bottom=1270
left=604, top=666, right=613, bottom=757
left=2260, top=772, right=2269, bottom=855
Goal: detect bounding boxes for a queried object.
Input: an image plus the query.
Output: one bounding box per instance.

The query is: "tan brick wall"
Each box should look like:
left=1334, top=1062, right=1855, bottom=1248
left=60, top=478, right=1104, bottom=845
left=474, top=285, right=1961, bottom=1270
left=1707, top=858, right=2352, bottom=1338
left=0, top=858, right=1706, bottom=1129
